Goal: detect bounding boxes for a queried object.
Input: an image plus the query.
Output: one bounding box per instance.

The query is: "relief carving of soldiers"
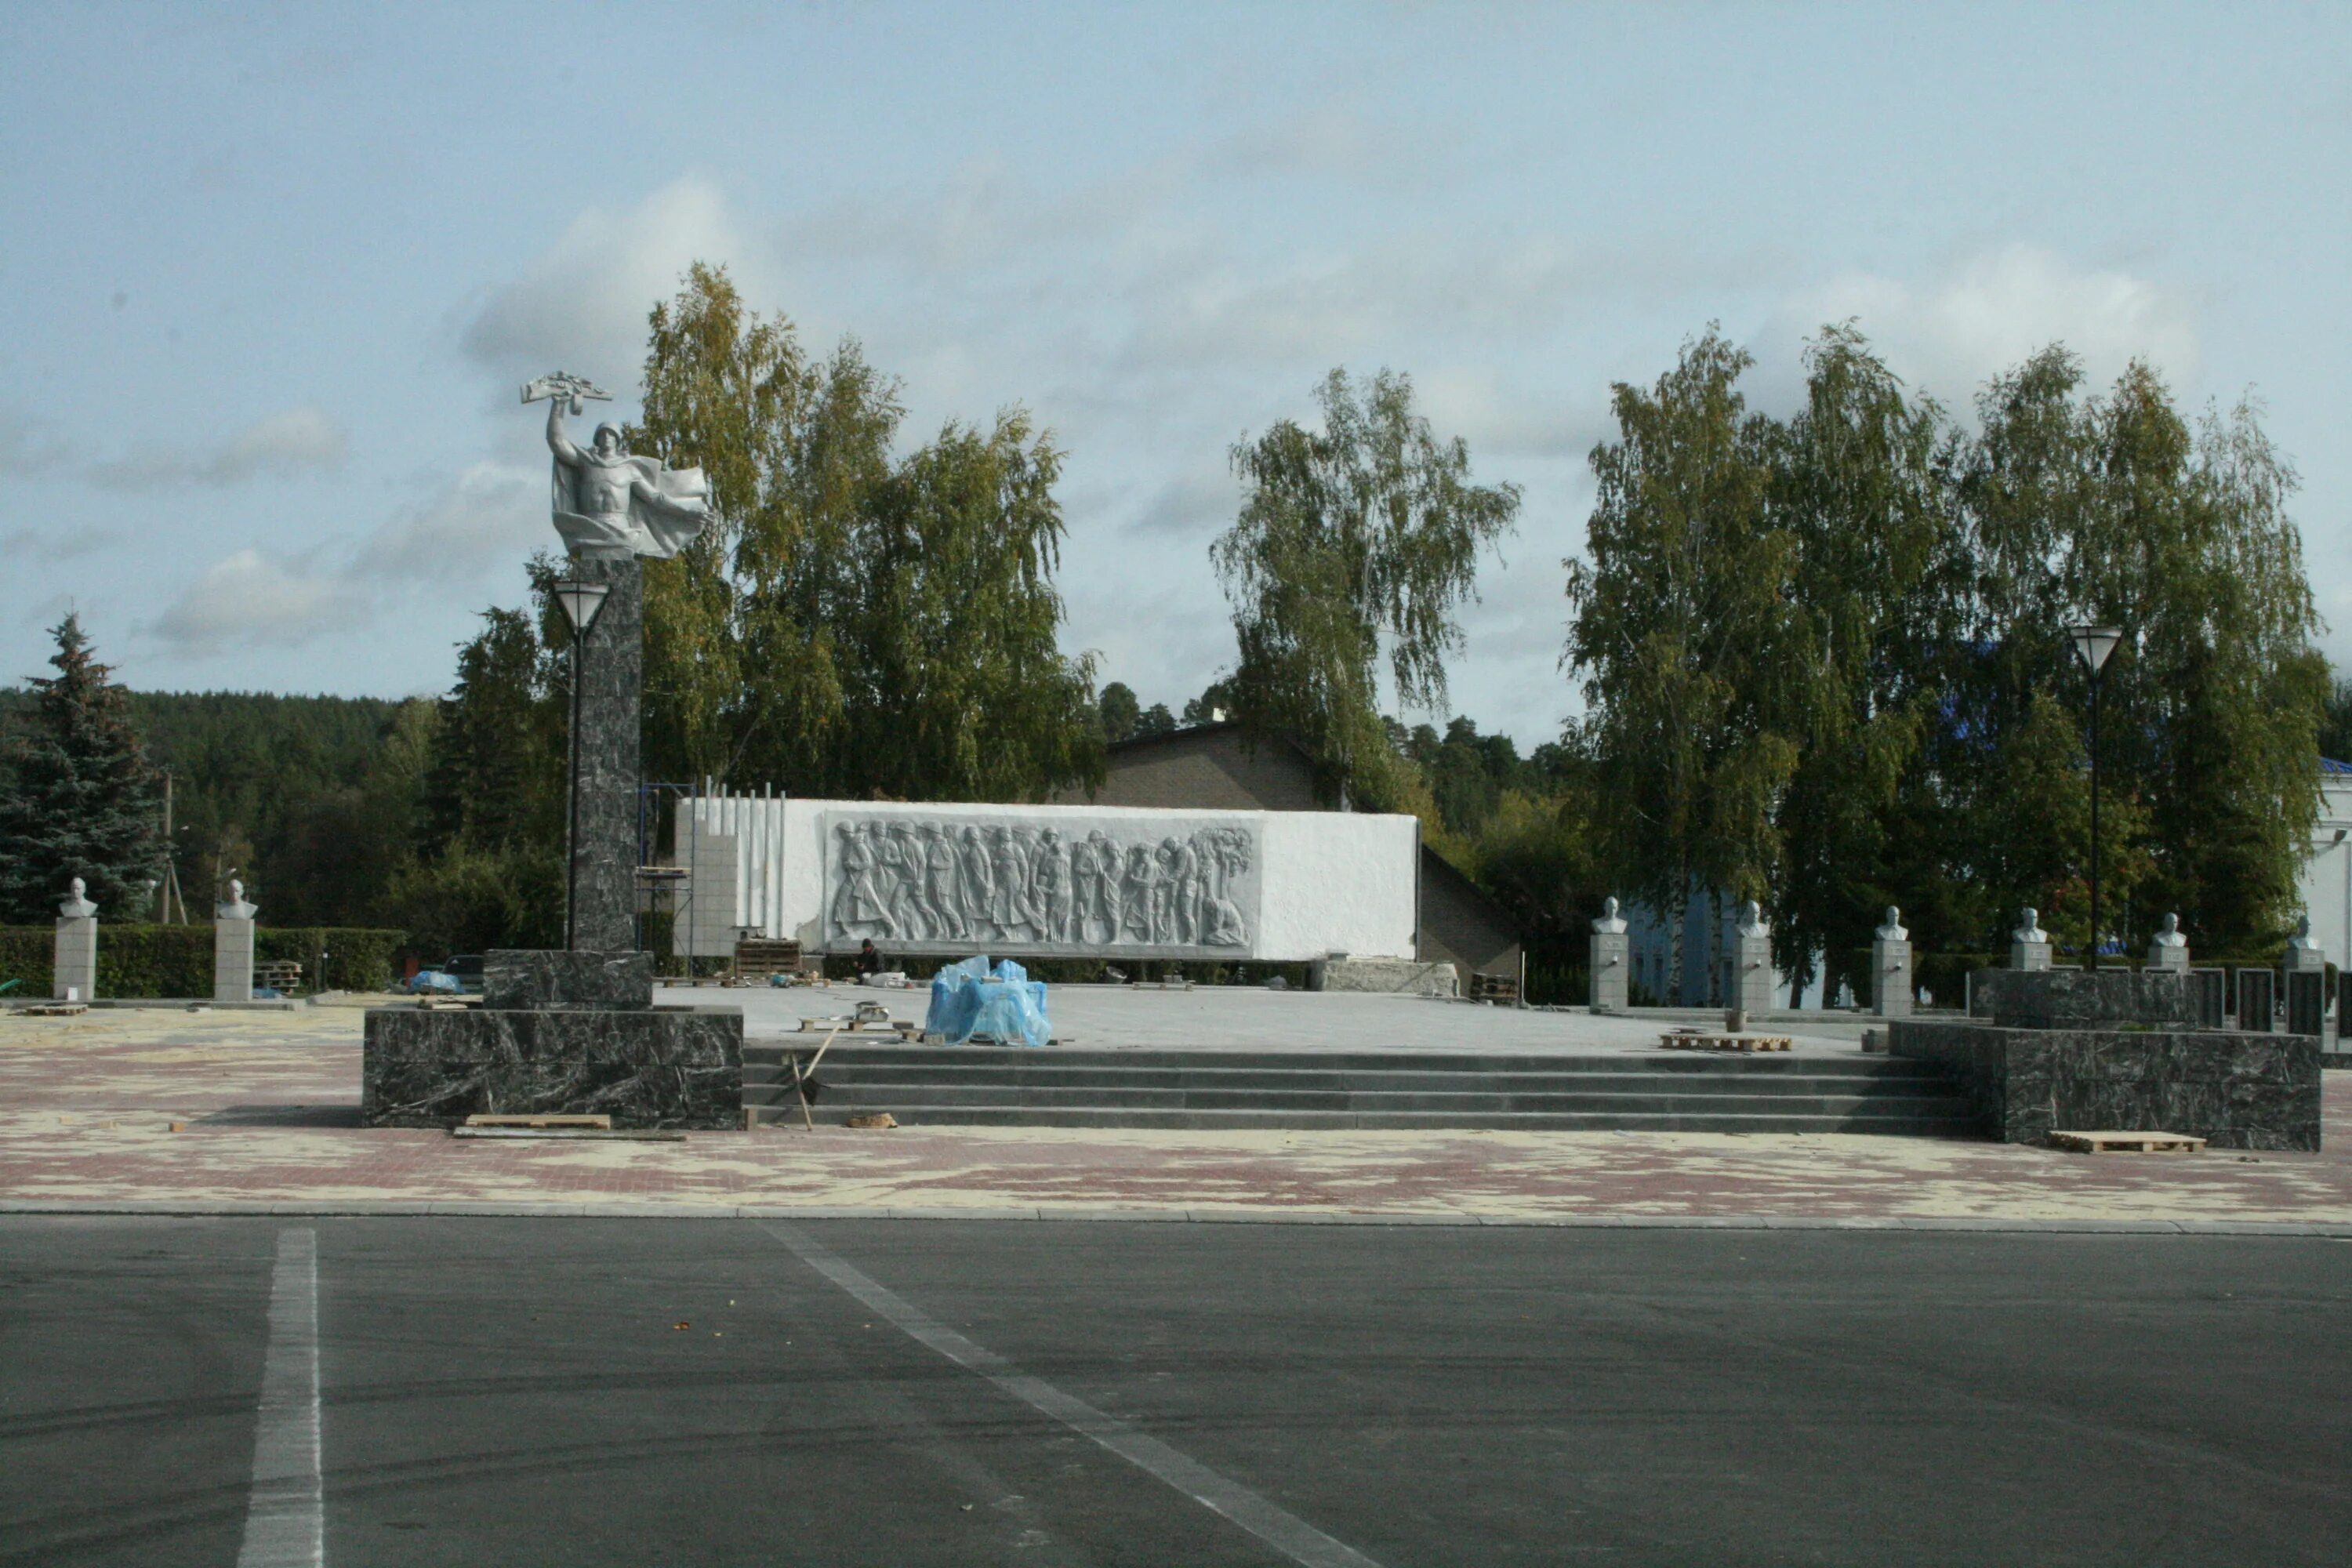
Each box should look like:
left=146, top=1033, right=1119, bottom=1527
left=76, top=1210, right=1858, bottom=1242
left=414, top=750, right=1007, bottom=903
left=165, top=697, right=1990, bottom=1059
left=829, top=816, right=1256, bottom=953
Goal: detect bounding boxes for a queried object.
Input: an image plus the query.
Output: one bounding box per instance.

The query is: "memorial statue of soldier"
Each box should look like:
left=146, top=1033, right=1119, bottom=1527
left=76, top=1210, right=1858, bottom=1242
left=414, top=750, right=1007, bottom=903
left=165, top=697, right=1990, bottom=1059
left=528, top=372, right=713, bottom=560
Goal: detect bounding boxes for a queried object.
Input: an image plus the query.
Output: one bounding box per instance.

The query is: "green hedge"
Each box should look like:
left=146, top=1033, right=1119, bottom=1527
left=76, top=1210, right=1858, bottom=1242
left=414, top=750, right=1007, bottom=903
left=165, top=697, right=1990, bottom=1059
left=0, top=925, right=407, bottom=997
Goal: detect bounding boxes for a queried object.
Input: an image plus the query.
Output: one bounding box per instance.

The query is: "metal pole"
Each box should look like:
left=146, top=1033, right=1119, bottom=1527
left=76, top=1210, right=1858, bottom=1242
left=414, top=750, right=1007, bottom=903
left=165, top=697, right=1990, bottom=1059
left=2088, top=670, right=2102, bottom=972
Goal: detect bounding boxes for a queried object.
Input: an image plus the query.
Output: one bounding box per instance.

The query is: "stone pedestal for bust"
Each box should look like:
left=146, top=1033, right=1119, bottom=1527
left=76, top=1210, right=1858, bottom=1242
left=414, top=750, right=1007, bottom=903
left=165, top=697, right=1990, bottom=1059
left=2009, top=936, right=2052, bottom=972
left=1730, top=906, right=1776, bottom=1014
left=2147, top=941, right=2190, bottom=975
left=1588, top=898, right=1628, bottom=1014
left=53, top=887, right=96, bottom=1001
left=213, top=887, right=257, bottom=1003
left=1871, top=935, right=1912, bottom=1018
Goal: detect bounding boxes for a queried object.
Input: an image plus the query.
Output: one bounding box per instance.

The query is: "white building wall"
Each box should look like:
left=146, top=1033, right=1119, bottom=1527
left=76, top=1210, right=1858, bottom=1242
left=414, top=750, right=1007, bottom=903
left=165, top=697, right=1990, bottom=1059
left=676, top=789, right=790, bottom=959
left=2293, top=772, right=2352, bottom=964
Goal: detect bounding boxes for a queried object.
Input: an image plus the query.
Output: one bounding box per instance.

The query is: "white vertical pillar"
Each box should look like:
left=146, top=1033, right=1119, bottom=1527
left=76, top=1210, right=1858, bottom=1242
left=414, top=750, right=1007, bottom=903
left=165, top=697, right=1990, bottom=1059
left=1588, top=897, right=1628, bottom=1014
left=1871, top=906, right=1912, bottom=1018
left=53, top=877, right=97, bottom=1001
left=1731, top=900, right=1776, bottom=1014
left=215, top=880, right=259, bottom=1002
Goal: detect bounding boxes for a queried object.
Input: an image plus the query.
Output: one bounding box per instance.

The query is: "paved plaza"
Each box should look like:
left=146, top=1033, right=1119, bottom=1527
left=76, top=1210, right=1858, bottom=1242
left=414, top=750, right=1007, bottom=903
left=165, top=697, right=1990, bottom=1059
left=2, top=996, right=2347, bottom=1226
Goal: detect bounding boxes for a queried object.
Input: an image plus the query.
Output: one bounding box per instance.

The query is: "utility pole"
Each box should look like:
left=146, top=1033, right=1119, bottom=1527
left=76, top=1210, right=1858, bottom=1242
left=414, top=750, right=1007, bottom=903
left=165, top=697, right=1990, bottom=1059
left=158, top=771, right=188, bottom=924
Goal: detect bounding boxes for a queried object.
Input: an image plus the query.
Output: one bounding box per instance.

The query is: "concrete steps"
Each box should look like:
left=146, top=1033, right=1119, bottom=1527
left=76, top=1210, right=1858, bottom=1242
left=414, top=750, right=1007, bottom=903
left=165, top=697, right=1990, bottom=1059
left=742, top=1044, right=1985, bottom=1136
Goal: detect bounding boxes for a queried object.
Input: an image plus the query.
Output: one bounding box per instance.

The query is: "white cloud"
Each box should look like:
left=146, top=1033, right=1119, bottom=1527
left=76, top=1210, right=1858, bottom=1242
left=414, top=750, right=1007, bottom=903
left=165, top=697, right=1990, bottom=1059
left=0, top=403, right=78, bottom=478
left=147, top=459, right=546, bottom=655
left=150, top=549, right=348, bottom=654
left=1, top=524, right=119, bottom=563
left=459, top=176, right=765, bottom=385
left=1766, top=244, right=2201, bottom=412
left=83, top=406, right=348, bottom=490
left=351, top=460, right=543, bottom=577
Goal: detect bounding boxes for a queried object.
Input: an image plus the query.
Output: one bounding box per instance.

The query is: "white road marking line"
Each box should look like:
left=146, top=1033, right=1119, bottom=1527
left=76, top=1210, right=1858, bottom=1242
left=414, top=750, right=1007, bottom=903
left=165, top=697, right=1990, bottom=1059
left=760, top=1221, right=1385, bottom=1568
left=238, top=1228, right=322, bottom=1568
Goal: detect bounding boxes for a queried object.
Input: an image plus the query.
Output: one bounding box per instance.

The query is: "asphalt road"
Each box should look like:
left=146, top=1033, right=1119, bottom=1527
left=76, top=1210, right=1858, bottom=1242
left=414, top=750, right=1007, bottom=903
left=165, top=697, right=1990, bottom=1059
left=1, top=1217, right=2346, bottom=1566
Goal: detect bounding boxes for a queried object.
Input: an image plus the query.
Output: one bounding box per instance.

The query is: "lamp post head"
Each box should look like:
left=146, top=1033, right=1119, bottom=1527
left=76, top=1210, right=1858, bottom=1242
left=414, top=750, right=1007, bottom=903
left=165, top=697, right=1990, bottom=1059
left=2066, top=623, right=2125, bottom=676
left=551, top=579, right=611, bottom=635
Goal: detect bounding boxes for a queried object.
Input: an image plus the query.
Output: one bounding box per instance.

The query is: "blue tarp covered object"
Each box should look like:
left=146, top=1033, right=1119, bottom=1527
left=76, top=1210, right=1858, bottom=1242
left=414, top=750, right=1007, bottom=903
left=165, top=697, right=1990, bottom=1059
left=925, top=956, right=1051, bottom=1047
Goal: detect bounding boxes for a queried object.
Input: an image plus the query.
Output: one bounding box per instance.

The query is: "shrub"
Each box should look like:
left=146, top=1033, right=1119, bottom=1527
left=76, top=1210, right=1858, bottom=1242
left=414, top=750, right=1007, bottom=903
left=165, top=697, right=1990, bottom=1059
left=0, top=924, right=405, bottom=996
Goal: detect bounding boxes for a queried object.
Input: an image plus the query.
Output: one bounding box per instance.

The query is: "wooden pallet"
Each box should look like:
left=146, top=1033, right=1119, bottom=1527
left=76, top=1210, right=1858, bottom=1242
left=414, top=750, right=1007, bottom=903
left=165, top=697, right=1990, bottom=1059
left=1468, top=971, right=1521, bottom=1004
left=1659, top=1031, right=1792, bottom=1053
left=15, top=1002, right=89, bottom=1017
left=734, top=938, right=808, bottom=981
left=465, top=1113, right=613, bottom=1130
left=2047, top=1130, right=2206, bottom=1154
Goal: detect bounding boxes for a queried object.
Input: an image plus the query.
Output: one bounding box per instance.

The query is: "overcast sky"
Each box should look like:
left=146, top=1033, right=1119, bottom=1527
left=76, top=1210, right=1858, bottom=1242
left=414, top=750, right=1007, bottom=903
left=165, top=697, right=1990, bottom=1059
left=4, top=2, right=2345, bottom=753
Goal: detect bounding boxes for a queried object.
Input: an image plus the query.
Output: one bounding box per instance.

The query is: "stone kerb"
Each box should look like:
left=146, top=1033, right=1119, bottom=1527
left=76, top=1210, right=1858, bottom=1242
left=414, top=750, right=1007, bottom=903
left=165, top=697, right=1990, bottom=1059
left=213, top=880, right=258, bottom=1003
left=53, top=879, right=97, bottom=1001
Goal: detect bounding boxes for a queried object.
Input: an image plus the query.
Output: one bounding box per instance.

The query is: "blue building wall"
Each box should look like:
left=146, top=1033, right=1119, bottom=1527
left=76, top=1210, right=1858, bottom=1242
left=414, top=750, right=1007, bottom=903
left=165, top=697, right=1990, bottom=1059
left=1621, top=889, right=1823, bottom=1008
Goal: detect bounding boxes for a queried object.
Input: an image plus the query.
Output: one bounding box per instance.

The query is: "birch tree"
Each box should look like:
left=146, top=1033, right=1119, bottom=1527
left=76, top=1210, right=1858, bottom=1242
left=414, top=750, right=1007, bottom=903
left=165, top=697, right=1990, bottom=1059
left=1214, top=368, right=1519, bottom=809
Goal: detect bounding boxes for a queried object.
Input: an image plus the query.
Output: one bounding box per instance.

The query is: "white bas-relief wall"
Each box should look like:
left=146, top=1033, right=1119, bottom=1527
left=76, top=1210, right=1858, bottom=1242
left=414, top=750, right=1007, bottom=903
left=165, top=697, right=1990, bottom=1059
left=765, top=798, right=1414, bottom=962
left=825, top=812, right=1261, bottom=957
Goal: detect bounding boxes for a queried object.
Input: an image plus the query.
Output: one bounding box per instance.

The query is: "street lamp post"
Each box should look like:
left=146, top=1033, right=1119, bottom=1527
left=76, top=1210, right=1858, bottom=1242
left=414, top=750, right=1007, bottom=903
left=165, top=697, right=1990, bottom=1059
left=552, top=579, right=611, bottom=952
left=2067, top=625, right=2125, bottom=971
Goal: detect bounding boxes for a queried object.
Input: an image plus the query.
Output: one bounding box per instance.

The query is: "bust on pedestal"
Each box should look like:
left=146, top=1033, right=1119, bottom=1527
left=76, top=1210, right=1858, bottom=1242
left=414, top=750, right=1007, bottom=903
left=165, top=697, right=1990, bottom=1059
left=214, top=880, right=258, bottom=1003
left=1871, top=906, right=1911, bottom=1018
left=2009, top=908, right=2052, bottom=972
left=2281, top=915, right=2329, bottom=1039
left=1588, top=896, right=1628, bottom=1014
left=2282, top=914, right=2326, bottom=976
left=53, top=878, right=97, bottom=1001
left=2147, top=912, right=2190, bottom=974
left=1731, top=899, right=1777, bottom=1014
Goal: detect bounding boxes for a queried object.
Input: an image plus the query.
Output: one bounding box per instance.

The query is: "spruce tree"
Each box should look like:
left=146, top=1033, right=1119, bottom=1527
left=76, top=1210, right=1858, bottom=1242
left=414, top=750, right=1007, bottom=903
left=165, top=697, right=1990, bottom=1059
left=0, top=615, right=165, bottom=922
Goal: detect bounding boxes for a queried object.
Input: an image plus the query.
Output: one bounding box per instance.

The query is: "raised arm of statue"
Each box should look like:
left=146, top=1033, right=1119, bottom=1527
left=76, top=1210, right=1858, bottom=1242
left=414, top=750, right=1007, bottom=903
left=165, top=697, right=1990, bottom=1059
left=546, top=396, right=584, bottom=467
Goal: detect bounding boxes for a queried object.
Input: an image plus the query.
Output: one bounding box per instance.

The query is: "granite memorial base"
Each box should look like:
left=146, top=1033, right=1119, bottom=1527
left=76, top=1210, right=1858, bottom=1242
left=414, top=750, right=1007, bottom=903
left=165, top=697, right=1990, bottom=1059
left=485, top=949, right=654, bottom=1011
left=1891, top=969, right=2321, bottom=1150
left=361, top=1004, right=742, bottom=1129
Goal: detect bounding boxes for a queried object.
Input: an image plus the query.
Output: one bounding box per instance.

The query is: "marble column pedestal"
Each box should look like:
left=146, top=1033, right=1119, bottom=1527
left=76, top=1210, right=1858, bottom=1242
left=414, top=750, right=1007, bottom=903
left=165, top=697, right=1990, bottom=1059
left=361, top=946, right=741, bottom=1130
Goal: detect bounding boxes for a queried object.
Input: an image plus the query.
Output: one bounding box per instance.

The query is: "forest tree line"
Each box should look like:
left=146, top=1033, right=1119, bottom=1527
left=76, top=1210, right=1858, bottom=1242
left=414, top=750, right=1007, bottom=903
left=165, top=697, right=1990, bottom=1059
left=2, top=264, right=2338, bottom=998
